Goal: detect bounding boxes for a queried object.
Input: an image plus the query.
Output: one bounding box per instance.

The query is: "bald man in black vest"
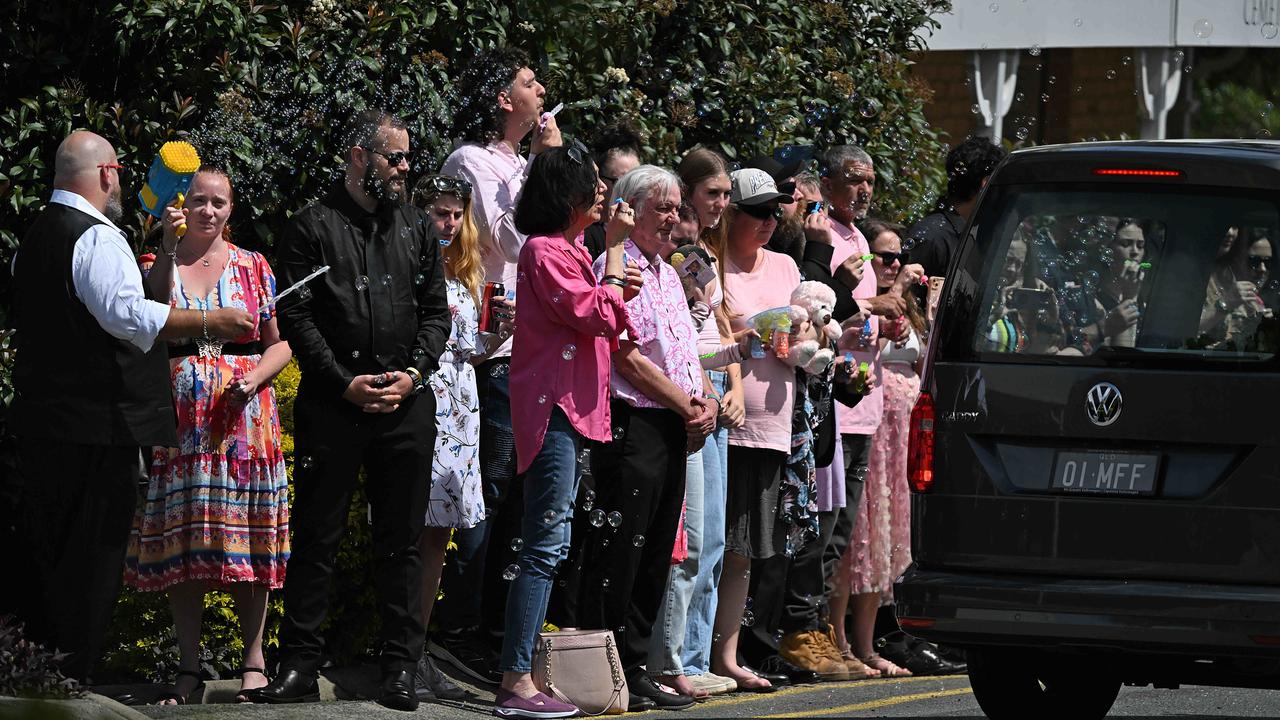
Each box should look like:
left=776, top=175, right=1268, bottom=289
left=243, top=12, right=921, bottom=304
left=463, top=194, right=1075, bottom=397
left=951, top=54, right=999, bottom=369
left=4, top=131, right=254, bottom=683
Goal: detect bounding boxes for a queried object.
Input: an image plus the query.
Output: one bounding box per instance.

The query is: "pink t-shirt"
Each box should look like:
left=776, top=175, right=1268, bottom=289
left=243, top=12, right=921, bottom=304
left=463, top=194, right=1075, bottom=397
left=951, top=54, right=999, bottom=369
left=724, top=249, right=801, bottom=453
left=511, top=233, right=634, bottom=474
left=829, top=218, right=884, bottom=437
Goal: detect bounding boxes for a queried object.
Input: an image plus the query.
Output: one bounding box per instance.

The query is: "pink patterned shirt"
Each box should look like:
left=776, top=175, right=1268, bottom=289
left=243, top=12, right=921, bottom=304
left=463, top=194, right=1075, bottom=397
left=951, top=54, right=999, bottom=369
left=828, top=218, right=883, bottom=436
left=593, top=240, right=703, bottom=408
left=511, top=232, right=634, bottom=474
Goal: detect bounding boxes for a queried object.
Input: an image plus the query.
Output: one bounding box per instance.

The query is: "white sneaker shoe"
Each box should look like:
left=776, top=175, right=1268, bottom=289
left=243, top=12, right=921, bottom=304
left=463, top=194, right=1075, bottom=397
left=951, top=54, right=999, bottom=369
left=688, top=672, right=737, bottom=695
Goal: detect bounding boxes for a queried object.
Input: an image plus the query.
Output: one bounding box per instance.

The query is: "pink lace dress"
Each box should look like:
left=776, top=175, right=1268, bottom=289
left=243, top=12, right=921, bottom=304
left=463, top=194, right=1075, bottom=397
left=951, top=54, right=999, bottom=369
left=849, top=327, right=921, bottom=601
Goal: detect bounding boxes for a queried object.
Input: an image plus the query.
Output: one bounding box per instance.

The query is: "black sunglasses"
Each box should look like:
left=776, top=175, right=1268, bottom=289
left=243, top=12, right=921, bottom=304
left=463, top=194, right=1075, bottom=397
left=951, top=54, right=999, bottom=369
left=566, top=138, right=590, bottom=165
left=420, top=174, right=473, bottom=199
left=361, top=146, right=413, bottom=167
left=1249, top=255, right=1272, bottom=269
left=873, top=251, right=907, bottom=265
left=738, top=203, right=783, bottom=221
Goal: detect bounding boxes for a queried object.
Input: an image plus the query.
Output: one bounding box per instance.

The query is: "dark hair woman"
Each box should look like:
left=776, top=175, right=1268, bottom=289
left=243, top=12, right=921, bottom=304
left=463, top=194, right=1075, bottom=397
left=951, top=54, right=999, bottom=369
left=496, top=143, right=638, bottom=719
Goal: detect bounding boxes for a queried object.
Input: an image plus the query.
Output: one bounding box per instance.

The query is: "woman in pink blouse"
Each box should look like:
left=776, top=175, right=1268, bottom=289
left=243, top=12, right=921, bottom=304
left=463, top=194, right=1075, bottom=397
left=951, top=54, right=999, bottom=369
left=497, top=142, right=638, bottom=719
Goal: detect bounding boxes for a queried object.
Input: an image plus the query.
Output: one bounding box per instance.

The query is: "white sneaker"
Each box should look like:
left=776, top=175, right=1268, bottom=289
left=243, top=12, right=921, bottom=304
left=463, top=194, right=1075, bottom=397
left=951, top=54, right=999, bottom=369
left=688, top=672, right=737, bottom=695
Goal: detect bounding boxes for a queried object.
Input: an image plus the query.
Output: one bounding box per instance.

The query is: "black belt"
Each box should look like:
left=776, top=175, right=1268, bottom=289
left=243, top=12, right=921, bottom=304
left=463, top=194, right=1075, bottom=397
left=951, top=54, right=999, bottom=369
left=168, top=341, right=264, bottom=359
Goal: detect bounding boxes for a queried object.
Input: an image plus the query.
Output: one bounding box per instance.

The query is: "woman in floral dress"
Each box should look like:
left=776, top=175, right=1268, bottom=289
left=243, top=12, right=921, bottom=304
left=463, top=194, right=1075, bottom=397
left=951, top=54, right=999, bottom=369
left=410, top=175, right=487, bottom=697
left=124, top=168, right=293, bottom=703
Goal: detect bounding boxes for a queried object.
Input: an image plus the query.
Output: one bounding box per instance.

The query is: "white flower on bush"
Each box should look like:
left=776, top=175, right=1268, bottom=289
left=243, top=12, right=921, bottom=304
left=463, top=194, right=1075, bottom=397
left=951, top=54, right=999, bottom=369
left=517, top=21, right=536, bottom=33
left=604, top=67, right=630, bottom=85
left=306, top=0, right=339, bottom=27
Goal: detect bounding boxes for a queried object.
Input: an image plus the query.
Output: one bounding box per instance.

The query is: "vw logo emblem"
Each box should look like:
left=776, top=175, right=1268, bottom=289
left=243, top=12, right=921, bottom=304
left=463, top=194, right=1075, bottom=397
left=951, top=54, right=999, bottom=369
left=1086, top=382, right=1122, bottom=426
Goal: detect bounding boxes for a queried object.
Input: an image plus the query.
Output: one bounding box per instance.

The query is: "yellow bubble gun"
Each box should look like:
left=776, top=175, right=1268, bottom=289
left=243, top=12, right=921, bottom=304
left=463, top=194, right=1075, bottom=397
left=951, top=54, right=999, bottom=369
left=138, top=141, right=201, bottom=238
left=748, top=306, right=793, bottom=359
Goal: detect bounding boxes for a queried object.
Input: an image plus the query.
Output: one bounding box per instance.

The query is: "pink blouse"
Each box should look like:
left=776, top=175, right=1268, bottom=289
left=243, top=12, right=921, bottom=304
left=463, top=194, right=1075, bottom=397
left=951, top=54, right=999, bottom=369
left=511, top=233, right=634, bottom=474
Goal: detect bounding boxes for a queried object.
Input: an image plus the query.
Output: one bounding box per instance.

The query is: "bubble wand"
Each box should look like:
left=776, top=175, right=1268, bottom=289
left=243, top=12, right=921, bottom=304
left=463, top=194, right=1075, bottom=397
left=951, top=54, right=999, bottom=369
left=263, top=265, right=330, bottom=310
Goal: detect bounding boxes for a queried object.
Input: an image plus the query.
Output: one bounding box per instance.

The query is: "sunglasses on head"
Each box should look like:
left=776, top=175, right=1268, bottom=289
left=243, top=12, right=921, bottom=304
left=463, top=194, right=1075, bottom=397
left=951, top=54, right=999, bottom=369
left=873, top=251, right=907, bottom=265
left=361, top=146, right=413, bottom=167
left=566, top=138, right=590, bottom=165
left=1249, top=255, right=1272, bottom=269
left=421, top=174, right=472, bottom=200
left=738, top=203, right=783, bottom=221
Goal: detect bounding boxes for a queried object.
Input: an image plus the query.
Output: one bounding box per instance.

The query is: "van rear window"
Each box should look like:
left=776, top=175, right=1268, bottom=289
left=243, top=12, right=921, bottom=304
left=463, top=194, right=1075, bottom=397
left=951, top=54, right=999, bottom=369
left=967, top=185, right=1280, bottom=361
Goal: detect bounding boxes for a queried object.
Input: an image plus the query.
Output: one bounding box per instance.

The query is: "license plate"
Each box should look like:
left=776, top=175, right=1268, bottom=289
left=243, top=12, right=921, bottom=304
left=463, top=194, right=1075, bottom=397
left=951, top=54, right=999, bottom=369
left=1051, top=451, right=1159, bottom=495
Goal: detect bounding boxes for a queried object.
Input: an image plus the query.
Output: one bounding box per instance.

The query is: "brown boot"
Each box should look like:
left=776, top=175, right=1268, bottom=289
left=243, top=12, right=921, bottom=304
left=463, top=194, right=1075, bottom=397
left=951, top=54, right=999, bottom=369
left=779, top=630, right=853, bottom=681
left=826, top=625, right=875, bottom=679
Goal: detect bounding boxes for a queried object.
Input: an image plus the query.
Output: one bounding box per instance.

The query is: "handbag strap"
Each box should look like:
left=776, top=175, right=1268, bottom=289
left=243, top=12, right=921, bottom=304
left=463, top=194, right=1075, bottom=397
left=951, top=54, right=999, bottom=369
left=542, top=635, right=627, bottom=717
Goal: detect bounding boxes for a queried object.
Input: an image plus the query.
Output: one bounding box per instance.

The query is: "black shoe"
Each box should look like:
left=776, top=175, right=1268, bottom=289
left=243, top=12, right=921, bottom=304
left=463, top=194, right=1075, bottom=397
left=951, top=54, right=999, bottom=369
left=626, top=673, right=695, bottom=710
left=246, top=668, right=320, bottom=704
left=738, top=662, right=788, bottom=687
left=414, top=653, right=468, bottom=701
left=757, top=655, right=820, bottom=685
left=428, top=629, right=503, bottom=686
left=627, top=693, right=658, bottom=712
left=874, top=632, right=965, bottom=676
left=378, top=669, right=418, bottom=712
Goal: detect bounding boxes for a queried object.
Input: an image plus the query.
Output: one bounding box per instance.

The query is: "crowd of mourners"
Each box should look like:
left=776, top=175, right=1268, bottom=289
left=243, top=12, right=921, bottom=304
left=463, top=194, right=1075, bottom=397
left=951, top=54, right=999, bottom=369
left=0, top=46, right=1010, bottom=716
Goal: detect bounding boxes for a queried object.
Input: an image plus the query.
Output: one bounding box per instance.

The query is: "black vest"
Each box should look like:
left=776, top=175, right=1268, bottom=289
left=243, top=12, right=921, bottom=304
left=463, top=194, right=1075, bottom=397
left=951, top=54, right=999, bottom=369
left=10, top=201, right=176, bottom=446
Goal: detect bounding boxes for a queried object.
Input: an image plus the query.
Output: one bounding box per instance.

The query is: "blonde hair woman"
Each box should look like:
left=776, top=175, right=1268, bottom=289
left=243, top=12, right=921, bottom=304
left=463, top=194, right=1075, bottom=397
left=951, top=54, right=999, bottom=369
left=410, top=174, right=487, bottom=700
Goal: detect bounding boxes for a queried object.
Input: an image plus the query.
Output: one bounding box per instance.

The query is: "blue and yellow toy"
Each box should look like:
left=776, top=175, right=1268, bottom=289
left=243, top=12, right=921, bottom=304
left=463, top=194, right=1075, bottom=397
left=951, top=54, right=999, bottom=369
left=138, top=141, right=201, bottom=238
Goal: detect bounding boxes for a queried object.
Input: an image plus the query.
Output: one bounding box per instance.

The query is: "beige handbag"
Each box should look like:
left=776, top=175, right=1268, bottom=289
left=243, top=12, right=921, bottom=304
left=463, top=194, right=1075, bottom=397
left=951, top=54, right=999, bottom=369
left=532, top=629, right=628, bottom=715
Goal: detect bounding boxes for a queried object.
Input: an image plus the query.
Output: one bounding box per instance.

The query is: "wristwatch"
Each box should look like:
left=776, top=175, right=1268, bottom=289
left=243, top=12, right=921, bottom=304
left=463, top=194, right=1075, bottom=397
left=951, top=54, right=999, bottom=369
left=405, top=367, right=428, bottom=395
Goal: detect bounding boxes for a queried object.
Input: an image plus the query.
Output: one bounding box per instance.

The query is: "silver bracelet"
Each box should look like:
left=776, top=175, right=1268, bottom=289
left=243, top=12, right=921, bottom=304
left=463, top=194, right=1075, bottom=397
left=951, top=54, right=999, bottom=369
left=602, top=276, right=627, bottom=288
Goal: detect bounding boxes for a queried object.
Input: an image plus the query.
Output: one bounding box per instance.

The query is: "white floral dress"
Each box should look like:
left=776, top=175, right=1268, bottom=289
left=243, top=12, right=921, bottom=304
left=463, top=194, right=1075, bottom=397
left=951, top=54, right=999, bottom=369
left=425, top=278, right=484, bottom=529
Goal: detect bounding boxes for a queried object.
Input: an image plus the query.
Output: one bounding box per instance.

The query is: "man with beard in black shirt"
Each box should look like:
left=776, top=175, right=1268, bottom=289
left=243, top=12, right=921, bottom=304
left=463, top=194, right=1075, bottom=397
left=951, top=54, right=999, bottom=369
left=249, top=110, right=451, bottom=711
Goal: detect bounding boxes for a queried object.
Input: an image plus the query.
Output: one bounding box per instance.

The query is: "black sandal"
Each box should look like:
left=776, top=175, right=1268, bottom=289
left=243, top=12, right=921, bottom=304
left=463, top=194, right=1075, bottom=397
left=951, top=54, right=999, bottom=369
left=157, top=669, right=205, bottom=705
left=234, top=666, right=269, bottom=703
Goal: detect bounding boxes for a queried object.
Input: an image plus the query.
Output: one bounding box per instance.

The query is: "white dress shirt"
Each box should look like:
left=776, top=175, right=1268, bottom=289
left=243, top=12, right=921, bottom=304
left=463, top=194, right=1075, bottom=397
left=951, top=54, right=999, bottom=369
left=47, top=189, right=170, bottom=352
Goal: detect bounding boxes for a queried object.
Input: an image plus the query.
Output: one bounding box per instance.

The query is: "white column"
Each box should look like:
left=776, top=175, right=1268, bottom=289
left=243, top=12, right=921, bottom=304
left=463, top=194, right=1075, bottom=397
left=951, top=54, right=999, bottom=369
left=970, top=49, right=1020, bottom=141
left=1137, top=47, right=1184, bottom=139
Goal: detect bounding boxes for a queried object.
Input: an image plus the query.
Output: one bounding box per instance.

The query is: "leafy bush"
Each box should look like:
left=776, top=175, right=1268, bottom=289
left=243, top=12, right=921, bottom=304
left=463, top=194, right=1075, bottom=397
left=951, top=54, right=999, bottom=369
left=1192, top=80, right=1280, bottom=140
left=1, top=0, right=949, bottom=276
left=0, top=616, right=82, bottom=699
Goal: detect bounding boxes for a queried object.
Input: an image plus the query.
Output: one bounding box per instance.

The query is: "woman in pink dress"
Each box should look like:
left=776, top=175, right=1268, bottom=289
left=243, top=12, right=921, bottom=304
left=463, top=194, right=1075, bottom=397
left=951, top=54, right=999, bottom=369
left=495, top=142, right=638, bottom=720
left=833, top=219, right=925, bottom=676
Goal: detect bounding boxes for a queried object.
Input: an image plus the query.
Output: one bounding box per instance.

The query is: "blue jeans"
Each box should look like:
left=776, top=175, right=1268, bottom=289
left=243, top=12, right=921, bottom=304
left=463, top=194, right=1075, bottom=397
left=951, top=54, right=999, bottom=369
left=648, top=446, right=704, bottom=675
left=499, top=406, right=583, bottom=673
left=681, top=370, right=729, bottom=676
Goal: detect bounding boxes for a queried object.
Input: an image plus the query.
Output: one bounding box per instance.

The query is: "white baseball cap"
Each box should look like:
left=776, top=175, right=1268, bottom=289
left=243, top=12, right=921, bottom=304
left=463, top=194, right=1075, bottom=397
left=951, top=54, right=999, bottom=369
left=730, top=167, right=794, bottom=207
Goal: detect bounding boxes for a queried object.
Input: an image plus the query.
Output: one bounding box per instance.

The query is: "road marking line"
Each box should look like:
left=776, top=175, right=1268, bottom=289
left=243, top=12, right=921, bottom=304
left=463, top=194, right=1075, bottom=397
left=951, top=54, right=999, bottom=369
left=758, top=686, right=975, bottom=718
left=624, top=676, right=969, bottom=717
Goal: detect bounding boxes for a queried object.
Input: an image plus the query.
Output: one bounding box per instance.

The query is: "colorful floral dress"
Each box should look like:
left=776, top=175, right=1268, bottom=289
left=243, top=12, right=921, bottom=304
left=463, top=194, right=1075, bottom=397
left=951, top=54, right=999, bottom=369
left=425, top=277, right=484, bottom=529
left=124, top=244, right=290, bottom=590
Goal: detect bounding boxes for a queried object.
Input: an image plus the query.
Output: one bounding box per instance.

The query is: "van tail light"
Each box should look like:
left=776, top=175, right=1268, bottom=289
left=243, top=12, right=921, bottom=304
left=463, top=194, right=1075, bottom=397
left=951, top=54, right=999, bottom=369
left=908, top=392, right=936, bottom=492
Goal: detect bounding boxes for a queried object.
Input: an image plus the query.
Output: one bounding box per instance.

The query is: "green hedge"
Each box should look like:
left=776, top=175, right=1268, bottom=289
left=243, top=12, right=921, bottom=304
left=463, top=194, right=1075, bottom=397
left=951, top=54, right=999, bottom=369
left=1, top=0, right=949, bottom=269
left=4, top=0, right=950, bottom=679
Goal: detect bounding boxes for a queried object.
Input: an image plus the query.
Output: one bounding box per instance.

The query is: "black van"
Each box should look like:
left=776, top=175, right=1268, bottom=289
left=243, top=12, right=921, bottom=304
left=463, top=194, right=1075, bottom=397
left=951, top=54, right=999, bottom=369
left=897, top=141, right=1280, bottom=720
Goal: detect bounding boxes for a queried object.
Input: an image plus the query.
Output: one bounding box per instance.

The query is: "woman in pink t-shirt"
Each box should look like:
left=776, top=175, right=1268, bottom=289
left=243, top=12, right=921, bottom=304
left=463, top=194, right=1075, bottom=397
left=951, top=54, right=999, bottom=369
left=498, top=143, right=638, bottom=719
left=710, top=168, right=800, bottom=692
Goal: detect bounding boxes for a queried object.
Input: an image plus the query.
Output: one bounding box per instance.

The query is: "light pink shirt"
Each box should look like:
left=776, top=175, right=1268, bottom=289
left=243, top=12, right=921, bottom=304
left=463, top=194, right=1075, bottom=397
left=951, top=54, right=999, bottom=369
left=829, top=218, right=884, bottom=436
left=440, top=141, right=532, bottom=359
left=593, top=240, right=702, bottom=408
left=724, top=249, right=802, bottom=453
left=511, top=233, right=634, bottom=474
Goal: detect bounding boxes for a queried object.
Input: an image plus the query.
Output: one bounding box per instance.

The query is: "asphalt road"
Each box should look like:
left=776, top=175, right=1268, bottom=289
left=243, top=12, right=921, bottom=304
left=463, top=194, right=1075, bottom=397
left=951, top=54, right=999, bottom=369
left=127, top=671, right=1280, bottom=719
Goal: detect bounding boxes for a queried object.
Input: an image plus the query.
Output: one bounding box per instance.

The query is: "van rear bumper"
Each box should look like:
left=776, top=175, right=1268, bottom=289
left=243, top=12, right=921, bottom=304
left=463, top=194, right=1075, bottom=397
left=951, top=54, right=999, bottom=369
left=897, top=567, right=1280, bottom=656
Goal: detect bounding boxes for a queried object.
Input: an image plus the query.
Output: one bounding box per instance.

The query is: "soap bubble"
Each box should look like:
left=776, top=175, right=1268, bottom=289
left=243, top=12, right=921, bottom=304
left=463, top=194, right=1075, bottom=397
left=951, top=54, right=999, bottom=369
left=511, top=538, right=524, bottom=552
left=858, top=98, right=880, bottom=118
left=589, top=509, right=606, bottom=527
left=1105, top=69, right=1117, bottom=80
left=351, top=350, right=360, bottom=359
left=356, top=275, right=369, bottom=291
left=741, top=610, right=755, bottom=627
left=988, top=2, right=998, bottom=11
left=561, top=344, right=577, bottom=360
left=1264, top=22, right=1279, bottom=39
left=538, top=394, right=548, bottom=404
left=1194, top=18, right=1213, bottom=38
left=1073, top=17, right=1083, bottom=27
left=607, top=511, right=623, bottom=527
left=1029, top=44, right=1041, bottom=57
left=1015, top=127, right=1030, bottom=140
left=542, top=509, right=556, bottom=524
left=502, top=564, right=521, bottom=581
left=632, top=534, right=646, bottom=547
